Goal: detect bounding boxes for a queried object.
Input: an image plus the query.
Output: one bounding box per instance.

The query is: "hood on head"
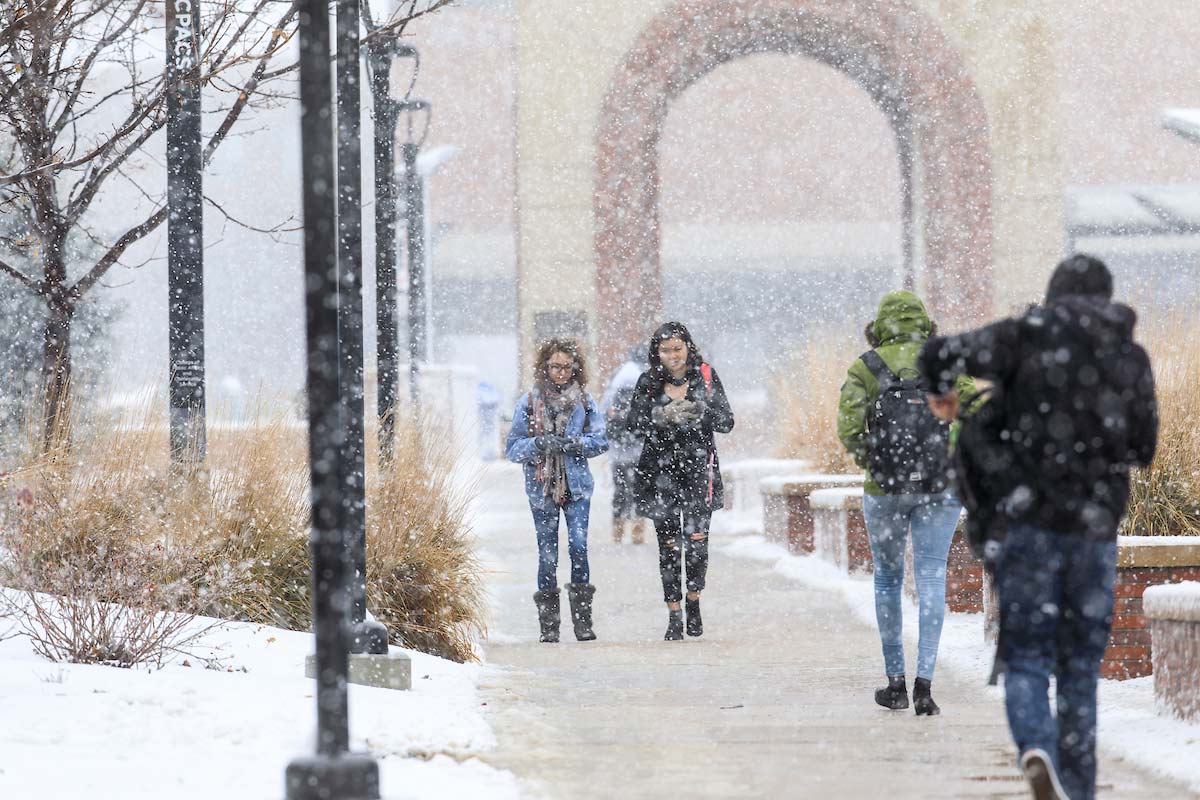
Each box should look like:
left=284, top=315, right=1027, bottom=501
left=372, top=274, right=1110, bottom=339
left=1046, top=254, right=1113, bottom=303
left=872, top=290, right=932, bottom=346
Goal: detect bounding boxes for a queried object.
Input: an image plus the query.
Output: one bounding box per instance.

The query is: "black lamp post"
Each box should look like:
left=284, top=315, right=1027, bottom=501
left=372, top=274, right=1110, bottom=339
left=335, top=0, right=387, bottom=656
left=286, top=2, right=379, bottom=797
left=397, top=95, right=432, bottom=411
left=368, top=41, right=420, bottom=460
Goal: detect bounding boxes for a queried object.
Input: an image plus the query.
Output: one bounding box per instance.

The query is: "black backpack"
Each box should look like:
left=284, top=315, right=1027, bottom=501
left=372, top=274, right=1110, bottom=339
left=860, top=350, right=951, bottom=494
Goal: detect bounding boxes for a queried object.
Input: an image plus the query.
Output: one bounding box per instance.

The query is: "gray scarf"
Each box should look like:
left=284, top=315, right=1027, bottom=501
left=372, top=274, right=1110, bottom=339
left=537, top=381, right=581, bottom=505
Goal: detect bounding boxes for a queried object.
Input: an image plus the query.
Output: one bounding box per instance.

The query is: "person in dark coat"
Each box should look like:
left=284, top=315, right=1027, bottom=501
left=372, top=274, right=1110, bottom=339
left=627, top=322, right=734, bottom=641
left=506, top=338, right=609, bottom=643
left=919, top=254, right=1158, bottom=800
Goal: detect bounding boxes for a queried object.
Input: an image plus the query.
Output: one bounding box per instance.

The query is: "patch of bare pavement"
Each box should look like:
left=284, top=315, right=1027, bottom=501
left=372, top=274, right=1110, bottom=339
left=474, top=463, right=1188, bottom=799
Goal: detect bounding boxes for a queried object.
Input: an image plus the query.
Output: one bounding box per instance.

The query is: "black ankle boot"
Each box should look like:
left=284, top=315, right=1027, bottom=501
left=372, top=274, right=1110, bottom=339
left=874, top=675, right=909, bottom=710
left=664, top=609, right=684, bottom=641
left=565, top=583, right=597, bottom=642
left=913, top=677, right=940, bottom=716
left=532, top=588, right=560, bottom=643
left=685, top=597, right=702, bottom=637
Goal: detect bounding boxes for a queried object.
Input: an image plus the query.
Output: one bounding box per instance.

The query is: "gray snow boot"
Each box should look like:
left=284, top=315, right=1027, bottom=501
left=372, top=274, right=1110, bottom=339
left=533, top=588, right=561, bottom=643
left=565, top=583, right=597, bottom=641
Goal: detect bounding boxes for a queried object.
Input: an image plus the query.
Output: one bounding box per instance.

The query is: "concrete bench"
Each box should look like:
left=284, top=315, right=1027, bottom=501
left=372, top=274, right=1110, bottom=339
left=1144, top=581, right=1200, bottom=720
left=810, top=487, right=871, bottom=574
left=760, top=474, right=863, bottom=555
left=1104, top=537, right=1200, bottom=680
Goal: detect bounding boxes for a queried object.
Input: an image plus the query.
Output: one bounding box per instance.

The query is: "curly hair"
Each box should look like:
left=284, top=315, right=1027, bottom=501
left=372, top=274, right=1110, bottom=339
left=533, top=337, right=588, bottom=391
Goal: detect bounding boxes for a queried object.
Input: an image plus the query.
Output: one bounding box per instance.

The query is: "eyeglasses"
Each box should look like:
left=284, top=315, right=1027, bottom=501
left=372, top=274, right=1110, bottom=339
left=547, top=363, right=575, bottom=373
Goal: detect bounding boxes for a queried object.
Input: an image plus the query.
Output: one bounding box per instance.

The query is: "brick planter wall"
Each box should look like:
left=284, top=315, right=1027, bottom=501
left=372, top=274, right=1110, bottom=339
left=1144, top=582, right=1200, bottom=720
left=1102, top=538, right=1200, bottom=681
left=946, top=528, right=984, bottom=613
left=760, top=475, right=863, bottom=555
left=811, top=487, right=869, bottom=574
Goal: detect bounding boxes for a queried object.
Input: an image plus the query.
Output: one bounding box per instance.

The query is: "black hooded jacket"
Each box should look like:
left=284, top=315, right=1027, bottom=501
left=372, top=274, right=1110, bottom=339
left=919, top=260, right=1158, bottom=541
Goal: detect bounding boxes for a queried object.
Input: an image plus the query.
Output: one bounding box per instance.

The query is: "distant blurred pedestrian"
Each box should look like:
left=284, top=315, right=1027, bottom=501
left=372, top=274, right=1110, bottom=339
left=920, top=255, right=1158, bottom=800
left=475, top=380, right=500, bottom=460
left=838, top=290, right=970, bottom=717
left=627, top=322, right=734, bottom=641
left=600, top=346, right=648, bottom=544
left=506, top=338, right=608, bottom=643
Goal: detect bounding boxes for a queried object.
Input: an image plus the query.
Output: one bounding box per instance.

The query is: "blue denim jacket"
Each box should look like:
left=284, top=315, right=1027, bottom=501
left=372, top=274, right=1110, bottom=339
left=505, top=392, right=608, bottom=510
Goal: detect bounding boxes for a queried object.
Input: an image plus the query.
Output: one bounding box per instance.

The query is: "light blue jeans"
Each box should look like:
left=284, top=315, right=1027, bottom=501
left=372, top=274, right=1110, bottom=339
left=862, top=492, right=962, bottom=680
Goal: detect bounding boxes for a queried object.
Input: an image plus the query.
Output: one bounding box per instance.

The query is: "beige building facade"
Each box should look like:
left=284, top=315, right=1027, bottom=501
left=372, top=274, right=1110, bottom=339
left=514, top=0, right=1066, bottom=370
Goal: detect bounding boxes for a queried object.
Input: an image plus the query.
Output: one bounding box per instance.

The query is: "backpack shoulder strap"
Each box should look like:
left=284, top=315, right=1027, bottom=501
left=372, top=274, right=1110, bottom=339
left=859, top=350, right=898, bottom=388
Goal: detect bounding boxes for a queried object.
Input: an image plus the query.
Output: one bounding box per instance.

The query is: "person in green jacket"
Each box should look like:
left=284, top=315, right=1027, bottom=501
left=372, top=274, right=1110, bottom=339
left=837, top=290, right=968, bottom=717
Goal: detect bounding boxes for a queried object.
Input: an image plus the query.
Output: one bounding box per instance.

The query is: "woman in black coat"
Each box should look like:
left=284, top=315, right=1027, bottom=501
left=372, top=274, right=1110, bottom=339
left=627, top=322, right=735, bottom=640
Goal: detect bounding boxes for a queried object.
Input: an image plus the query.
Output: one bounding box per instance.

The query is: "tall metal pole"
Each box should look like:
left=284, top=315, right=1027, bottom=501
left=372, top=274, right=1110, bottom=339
left=165, top=0, right=206, bottom=464
left=401, top=139, right=426, bottom=409
left=335, top=0, right=387, bottom=655
left=369, top=40, right=400, bottom=461
left=286, top=2, right=379, bottom=797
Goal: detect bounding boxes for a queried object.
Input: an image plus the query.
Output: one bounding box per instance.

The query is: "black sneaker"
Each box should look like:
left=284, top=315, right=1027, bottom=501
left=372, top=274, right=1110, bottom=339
left=874, top=675, right=909, bottom=710
left=1020, top=748, right=1067, bottom=800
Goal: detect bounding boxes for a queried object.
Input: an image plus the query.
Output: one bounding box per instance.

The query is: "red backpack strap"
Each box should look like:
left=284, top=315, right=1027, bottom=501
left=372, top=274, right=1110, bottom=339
left=699, top=363, right=713, bottom=397
left=698, top=364, right=716, bottom=505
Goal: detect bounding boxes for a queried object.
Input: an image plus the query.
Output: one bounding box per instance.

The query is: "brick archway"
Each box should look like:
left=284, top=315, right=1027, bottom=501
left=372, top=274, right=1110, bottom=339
left=594, top=0, right=993, bottom=370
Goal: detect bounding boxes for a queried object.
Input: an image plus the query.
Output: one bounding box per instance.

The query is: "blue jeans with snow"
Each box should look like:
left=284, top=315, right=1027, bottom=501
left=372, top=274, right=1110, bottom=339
left=997, top=524, right=1115, bottom=800
left=531, top=497, right=591, bottom=592
left=862, top=492, right=961, bottom=681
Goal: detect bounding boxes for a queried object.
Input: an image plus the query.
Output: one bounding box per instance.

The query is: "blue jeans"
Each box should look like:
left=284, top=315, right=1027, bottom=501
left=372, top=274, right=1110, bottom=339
left=997, top=524, right=1116, bottom=800
left=531, top=497, right=591, bottom=592
left=862, top=492, right=962, bottom=681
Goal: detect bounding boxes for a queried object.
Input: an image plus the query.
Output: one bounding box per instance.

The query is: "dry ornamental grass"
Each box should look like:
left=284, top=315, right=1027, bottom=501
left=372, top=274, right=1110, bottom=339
left=0, top=401, right=485, bottom=666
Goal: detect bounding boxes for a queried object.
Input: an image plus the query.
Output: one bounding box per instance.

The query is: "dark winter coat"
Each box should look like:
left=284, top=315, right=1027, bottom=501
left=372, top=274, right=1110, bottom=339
left=919, top=291, right=1158, bottom=541
left=626, top=365, right=735, bottom=519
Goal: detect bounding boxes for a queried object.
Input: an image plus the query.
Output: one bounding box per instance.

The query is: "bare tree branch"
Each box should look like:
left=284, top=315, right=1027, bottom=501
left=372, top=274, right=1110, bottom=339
left=0, top=255, right=38, bottom=291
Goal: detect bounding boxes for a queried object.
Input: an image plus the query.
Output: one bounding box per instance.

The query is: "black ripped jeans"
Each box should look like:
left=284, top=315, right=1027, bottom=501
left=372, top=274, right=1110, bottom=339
left=655, top=508, right=712, bottom=603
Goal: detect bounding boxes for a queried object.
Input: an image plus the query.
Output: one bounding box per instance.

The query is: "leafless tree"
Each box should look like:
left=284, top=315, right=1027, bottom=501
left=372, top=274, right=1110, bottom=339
left=0, top=0, right=451, bottom=446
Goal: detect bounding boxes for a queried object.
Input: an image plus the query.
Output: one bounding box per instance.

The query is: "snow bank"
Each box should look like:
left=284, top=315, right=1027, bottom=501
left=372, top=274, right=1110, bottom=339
left=0, top=607, right=517, bottom=800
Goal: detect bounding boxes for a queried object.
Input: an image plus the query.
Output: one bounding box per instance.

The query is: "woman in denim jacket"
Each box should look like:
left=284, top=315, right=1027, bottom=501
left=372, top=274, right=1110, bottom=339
left=506, top=337, right=608, bottom=642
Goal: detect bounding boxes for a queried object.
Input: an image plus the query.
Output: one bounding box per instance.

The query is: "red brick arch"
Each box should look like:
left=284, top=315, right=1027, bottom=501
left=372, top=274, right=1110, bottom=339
left=594, top=0, right=993, bottom=370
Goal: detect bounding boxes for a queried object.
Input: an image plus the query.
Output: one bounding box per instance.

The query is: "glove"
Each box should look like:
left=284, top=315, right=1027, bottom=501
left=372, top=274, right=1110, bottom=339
left=678, top=399, right=707, bottom=426
left=562, top=437, right=585, bottom=453
left=534, top=435, right=566, bottom=452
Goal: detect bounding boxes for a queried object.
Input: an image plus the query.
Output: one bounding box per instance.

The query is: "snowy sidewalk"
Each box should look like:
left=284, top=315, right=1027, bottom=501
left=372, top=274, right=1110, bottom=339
left=475, top=462, right=1189, bottom=798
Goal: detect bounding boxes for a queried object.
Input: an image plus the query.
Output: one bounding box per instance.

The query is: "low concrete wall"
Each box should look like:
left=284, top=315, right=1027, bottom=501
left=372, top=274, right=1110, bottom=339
left=760, top=474, right=863, bottom=555
left=1144, top=581, right=1200, bottom=720
left=1105, top=537, right=1200, bottom=680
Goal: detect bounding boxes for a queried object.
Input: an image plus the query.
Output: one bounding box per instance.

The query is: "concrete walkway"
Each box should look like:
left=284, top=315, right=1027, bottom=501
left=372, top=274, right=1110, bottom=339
left=475, top=463, right=1187, bottom=799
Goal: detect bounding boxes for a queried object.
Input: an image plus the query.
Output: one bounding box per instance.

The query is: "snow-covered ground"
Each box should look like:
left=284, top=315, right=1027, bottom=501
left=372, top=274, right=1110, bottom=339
left=721, top=535, right=1200, bottom=795
left=0, top=599, right=518, bottom=800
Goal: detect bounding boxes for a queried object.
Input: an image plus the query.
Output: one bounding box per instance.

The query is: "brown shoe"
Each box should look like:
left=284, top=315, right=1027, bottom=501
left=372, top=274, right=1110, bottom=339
left=613, top=516, right=624, bottom=543
left=631, top=519, right=646, bottom=545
